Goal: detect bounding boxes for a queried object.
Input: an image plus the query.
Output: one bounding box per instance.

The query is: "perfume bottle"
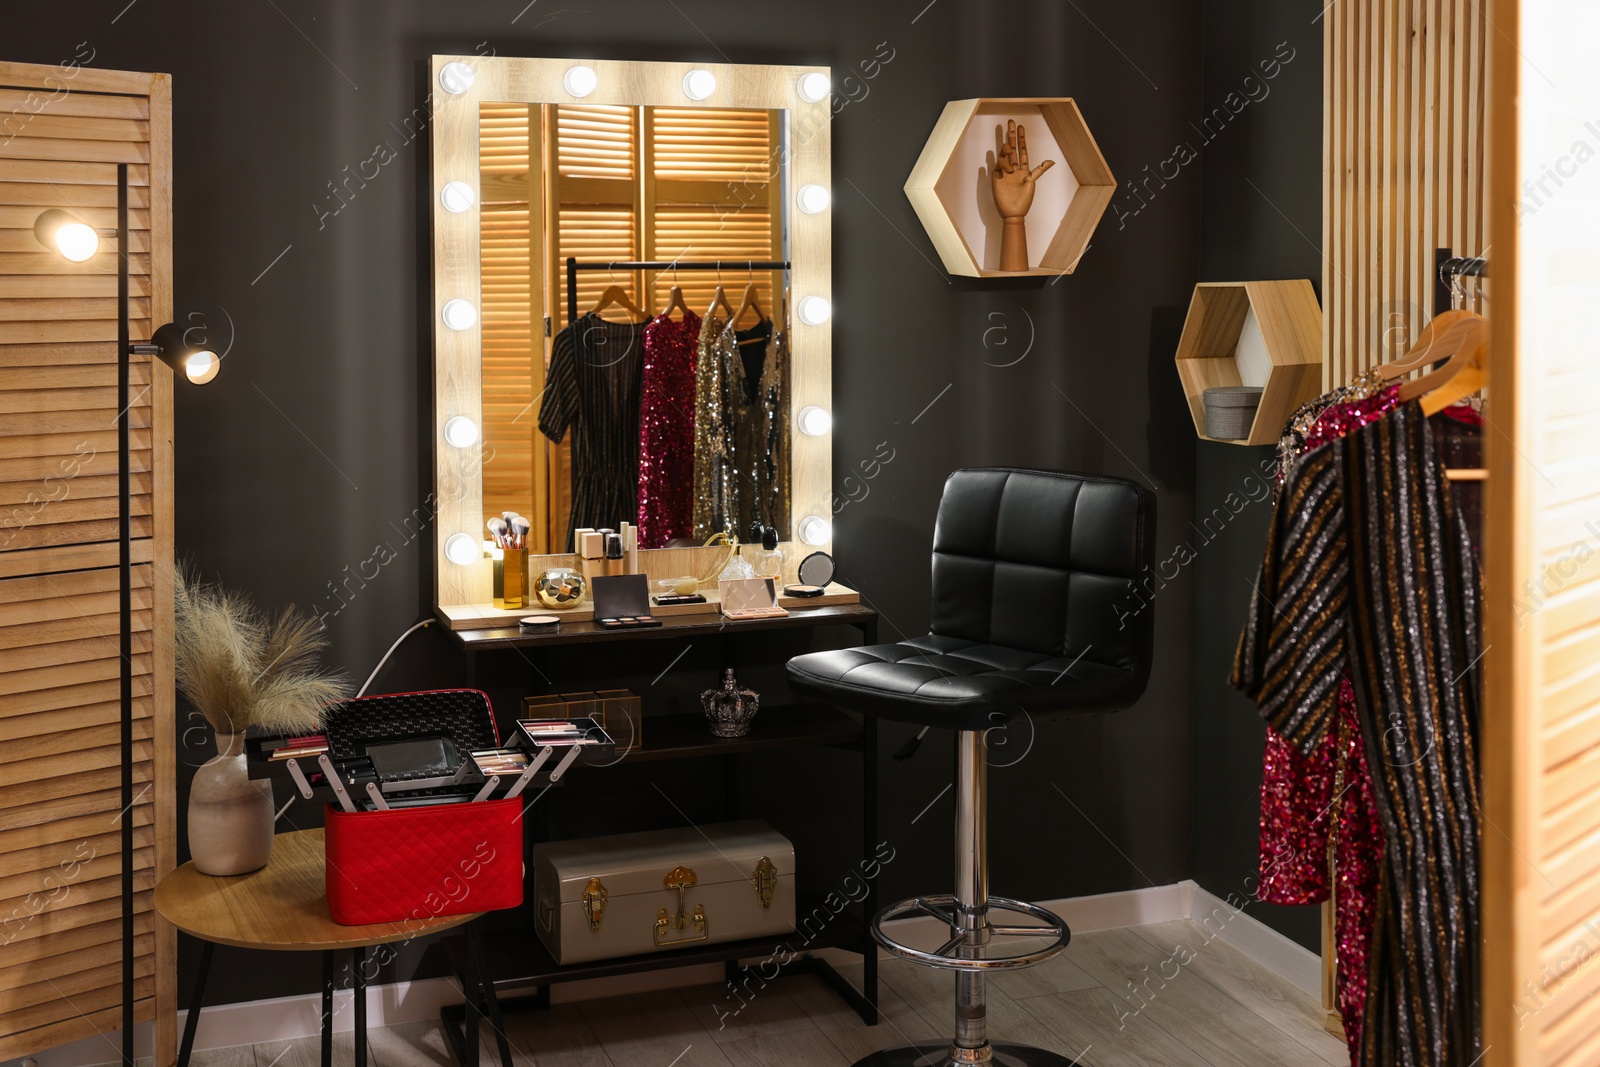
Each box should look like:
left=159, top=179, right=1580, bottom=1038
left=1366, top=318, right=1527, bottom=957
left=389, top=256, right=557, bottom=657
left=753, top=523, right=783, bottom=579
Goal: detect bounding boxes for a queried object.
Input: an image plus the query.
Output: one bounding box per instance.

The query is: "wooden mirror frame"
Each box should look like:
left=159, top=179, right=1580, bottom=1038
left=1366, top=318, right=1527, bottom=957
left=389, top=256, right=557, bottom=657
left=428, top=55, right=832, bottom=617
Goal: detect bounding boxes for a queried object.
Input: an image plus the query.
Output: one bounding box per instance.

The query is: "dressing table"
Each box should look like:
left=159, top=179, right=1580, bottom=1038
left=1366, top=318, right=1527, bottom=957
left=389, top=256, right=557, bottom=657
left=424, top=53, right=880, bottom=1034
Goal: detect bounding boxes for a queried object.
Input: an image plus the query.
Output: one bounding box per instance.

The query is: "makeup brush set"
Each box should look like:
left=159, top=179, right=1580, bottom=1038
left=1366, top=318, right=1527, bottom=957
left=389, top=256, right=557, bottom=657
left=487, top=511, right=532, bottom=550
left=244, top=689, right=615, bottom=925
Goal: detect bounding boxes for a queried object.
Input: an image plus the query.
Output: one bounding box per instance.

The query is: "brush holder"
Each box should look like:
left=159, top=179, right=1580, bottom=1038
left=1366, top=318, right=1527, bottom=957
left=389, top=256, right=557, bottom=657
left=495, top=548, right=528, bottom=609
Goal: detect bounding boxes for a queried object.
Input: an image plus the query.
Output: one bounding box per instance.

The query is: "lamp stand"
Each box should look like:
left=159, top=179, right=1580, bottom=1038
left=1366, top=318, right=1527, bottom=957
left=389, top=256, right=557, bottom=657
left=117, top=160, right=135, bottom=1066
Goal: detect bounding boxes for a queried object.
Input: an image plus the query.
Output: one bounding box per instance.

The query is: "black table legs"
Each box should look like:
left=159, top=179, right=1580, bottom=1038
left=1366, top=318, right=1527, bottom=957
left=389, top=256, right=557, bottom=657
left=439, top=918, right=514, bottom=1067
left=176, top=939, right=214, bottom=1067
left=322, top=950, right=335, bottom=1067
left=353, top=946, right=368, bottom=1067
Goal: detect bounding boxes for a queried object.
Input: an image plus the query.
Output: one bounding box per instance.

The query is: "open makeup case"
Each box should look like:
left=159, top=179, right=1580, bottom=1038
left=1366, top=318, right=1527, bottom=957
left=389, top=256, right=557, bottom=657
left=246, top=689, right=615, bottom=923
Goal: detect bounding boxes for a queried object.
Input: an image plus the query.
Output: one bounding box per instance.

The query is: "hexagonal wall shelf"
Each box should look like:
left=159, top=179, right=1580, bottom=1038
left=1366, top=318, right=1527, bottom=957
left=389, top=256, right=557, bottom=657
left=905, top=98, right=1116, bottom=278
left=1174, top=280, right=1324, bottom=446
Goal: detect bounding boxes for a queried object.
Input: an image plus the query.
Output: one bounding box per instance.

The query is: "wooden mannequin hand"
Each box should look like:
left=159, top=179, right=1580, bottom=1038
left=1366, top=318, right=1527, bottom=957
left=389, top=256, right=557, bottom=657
left=991, top=120, right=1054, bottom=270
left=991, top=120, right=1055, bottom=219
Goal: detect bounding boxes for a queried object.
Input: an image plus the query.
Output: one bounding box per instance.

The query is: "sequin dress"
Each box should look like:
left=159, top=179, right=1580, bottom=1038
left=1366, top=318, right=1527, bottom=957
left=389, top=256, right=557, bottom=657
left=1260, top=383, right=1401, bottom=1062
left=1236, top=400, right=1483, bottom=1067
left=692, top=314, right=791, bottom=539
left=636, top=310, right=700, bottom=548
left=538, top=313, right=647, bottom=550
left=692, top=311, right=734, bottom=540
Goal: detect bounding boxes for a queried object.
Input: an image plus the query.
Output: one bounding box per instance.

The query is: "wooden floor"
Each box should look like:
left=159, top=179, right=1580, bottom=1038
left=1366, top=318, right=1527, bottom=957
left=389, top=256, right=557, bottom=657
left=163, top=920, right=1348, bottom=1067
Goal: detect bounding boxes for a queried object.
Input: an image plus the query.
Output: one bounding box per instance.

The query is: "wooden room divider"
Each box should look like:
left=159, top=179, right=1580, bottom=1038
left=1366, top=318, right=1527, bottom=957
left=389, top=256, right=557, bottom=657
left=0, top=59, right=175, bottom=1063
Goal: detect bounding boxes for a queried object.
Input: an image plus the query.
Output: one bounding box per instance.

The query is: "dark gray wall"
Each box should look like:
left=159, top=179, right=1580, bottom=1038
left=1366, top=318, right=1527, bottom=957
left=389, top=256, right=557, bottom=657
left=1190, top=0, right=1327, bottom=951
left=9, top=0, right=1207, bottom=1007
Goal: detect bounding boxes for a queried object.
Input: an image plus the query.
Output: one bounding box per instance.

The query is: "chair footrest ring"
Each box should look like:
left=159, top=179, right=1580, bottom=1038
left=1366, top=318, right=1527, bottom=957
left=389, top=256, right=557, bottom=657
left=870, top=895, right=1070, bottom=971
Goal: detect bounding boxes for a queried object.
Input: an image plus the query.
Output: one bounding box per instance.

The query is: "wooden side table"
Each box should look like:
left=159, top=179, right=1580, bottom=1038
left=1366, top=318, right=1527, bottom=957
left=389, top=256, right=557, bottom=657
left=154, top=828, right=509, bottom=1067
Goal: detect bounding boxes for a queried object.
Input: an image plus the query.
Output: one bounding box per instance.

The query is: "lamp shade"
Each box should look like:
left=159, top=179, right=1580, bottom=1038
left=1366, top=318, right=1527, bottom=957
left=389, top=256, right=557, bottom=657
left=33, top=209, right=100, bottom=262
left=146, top=322, right=221, bottom=385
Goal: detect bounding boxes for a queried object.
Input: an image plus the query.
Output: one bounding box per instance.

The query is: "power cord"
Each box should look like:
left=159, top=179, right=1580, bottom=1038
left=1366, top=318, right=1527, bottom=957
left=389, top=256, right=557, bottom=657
left=274, top=617, right=436, bottom=822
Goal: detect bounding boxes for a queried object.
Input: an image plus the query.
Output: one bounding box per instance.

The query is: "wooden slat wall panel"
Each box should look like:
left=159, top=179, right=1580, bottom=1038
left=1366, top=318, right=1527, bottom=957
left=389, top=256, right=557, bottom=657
left=1323, top=0, right=1491, bottom=387
left=0, top=62, right=174, bottom=1064
left=478, top=103, right=537, bottom=530
left=1319, top=1, right=1493, bottom=1028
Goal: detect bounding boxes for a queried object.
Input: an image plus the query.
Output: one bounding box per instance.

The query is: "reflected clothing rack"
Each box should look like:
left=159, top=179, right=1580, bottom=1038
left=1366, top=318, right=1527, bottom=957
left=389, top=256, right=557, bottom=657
left=1434, top=248, right=1489, bottom=316
left=565, top=258, right=791, bottom=328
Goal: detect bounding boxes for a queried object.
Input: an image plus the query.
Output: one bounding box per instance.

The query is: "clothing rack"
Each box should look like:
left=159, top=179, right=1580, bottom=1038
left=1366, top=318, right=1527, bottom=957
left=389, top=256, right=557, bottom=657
left=565, top=258, right=792, bottom=329
left=1434, top=248, right=1489, bottom=316
left=1431, top=248, right=1491, bottom=481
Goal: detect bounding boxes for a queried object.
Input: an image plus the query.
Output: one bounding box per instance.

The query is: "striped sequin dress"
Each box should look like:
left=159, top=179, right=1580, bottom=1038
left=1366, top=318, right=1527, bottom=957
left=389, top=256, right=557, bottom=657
left=1233, top=400, right=1483, bottom=1067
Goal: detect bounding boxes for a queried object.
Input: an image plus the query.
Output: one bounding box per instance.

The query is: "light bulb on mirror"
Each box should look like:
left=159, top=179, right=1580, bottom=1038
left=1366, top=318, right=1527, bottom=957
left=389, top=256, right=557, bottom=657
left=444, top=533, right=480, bottom=566
left=33, top=209, right=99, bottom=262
left=682, top=69, right=717, bottom=101
left=443, top=415, right=479, bottom=448
left=797, top=406, right=832, bottom=436
left=796, top=184, right=830, bottom=215
left=564, top=65, right=598, bottom=97
left=798, top=515, right=832, bottom=546
left=441, top=299, right=477, bottom=331
left=440, top=181, right=475, bottom=213
left=797, top=72, right=830, bottom=103
left=797, top=295, right=831, bottom=326
left=438, top=62, right=475, bottom=95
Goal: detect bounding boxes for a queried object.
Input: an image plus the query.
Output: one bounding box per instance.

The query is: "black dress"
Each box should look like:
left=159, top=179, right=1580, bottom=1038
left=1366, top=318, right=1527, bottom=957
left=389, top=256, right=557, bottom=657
left=538, top=313, right=648, bottom=550
left=1233, top=400, right=1483, bottom=1067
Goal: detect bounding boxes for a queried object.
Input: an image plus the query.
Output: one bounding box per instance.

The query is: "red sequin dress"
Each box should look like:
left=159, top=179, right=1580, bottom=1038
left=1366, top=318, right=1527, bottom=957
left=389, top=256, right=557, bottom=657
left=636, top=310, right=701, bottom=548
left=1259, top=381, right=1401, bottom=1064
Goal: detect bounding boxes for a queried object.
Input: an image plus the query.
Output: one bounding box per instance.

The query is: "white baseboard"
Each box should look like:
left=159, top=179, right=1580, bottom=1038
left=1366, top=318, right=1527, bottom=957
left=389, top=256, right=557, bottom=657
left=6, top=882, right=1320, bottom=1064
left=1183, top=881, right=1323, bottom=1000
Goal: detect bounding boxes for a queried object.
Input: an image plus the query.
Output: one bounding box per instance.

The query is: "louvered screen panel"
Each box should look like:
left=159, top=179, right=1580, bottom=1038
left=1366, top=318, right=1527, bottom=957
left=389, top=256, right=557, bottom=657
left=1479, top=0, right=1600, bottom=1062
left=646, top=108, right=782, bottom=316
left=478, top=104, right=535, bottom=529
left=553, top=105, right=639, bottom=326
left=0, top=61, right=174, bottom=1062
left=555, top=104, right=634, bottom=181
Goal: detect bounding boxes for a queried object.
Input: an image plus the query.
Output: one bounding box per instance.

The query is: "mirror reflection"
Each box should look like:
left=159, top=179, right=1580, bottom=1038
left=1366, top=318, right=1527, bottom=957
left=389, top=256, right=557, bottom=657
left=477, top=103, right=792, bottom=553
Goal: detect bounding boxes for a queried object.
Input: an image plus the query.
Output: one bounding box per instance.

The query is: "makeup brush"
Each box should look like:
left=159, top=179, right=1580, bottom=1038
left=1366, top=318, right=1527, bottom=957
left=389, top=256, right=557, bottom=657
left=487, top=517, right=509, bottom=548
left=510, top=516, right=531, bottom=549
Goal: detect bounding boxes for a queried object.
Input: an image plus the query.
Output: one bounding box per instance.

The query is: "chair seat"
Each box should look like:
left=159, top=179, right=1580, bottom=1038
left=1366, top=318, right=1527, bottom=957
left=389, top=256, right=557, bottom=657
left=786, top=634, right=1140, bottom=731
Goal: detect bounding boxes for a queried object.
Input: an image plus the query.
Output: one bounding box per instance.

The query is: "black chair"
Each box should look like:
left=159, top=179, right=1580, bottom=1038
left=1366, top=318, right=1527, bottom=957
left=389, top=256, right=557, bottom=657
left=787, top=468, right=1156, bottom=1067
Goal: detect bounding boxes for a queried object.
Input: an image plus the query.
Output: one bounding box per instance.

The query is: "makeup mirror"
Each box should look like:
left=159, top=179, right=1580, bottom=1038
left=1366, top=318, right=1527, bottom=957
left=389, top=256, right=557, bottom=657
left=430, top=56, right=834, bottom=615
left=796, top=550, right=835, bottom=588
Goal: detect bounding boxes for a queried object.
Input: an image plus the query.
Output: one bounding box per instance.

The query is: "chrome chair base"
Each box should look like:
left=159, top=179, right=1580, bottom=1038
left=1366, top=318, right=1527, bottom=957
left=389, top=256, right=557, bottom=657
left=851, top=1042, right=1084, bottom=1067
left=872, top=894, right=1070, bottom=971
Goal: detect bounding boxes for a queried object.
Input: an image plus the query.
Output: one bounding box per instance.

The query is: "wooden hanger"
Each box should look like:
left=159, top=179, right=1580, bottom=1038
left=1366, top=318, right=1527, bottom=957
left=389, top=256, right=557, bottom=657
left=1397, top=330, right=1487, bottom=416
left=733, top=282, right=765, bottom=328
left=1376, top=310, right=1480, bottom=380
left=707, top=284, right=735, bottom=320
left=588, top=283, right=647, bottom=321
left=662, top=283, right=691, bottom=320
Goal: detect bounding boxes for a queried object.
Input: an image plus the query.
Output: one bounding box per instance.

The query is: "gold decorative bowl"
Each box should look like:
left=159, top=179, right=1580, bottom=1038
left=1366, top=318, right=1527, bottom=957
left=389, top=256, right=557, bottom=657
left=534, top=567, right=587, bottom=610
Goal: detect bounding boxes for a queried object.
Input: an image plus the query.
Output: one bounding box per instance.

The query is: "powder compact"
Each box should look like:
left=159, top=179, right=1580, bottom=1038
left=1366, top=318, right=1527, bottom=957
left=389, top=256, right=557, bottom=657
left=784, top=551, right=835, bottom=599
left=519, top=615, right=561, bottom=633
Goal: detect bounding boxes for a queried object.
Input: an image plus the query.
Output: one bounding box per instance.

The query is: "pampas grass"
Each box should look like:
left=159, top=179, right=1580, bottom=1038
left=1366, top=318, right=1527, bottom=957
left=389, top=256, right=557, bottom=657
left=174, top=569, right=350, bottom=736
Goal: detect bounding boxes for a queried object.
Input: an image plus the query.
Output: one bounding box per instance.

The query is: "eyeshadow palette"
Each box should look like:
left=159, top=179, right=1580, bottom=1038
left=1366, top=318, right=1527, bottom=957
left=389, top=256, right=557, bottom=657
left=719, top=576, right=789, bottom=620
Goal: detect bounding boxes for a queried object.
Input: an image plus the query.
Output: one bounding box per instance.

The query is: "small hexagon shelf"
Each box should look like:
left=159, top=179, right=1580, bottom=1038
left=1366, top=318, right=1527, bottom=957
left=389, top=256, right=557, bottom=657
left=905, top=98, right=1116, bottom=277
left=1174, top=280, right=1324, bottom=446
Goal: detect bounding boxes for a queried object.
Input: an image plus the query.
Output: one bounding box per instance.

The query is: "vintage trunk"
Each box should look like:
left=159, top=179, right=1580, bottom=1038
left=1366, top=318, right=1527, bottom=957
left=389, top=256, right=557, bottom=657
left=533, top=820, right=796, bottom=965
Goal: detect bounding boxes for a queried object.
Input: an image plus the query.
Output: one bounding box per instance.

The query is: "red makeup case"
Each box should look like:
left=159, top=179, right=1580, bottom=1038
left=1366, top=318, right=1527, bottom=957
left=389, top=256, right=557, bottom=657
left=318, top=689, right=525, bottom=925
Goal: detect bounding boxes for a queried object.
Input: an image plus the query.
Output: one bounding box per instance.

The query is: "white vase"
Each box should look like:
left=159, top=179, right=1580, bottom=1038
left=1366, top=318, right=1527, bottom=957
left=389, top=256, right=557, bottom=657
left=187, top=730, right=274, bottom=876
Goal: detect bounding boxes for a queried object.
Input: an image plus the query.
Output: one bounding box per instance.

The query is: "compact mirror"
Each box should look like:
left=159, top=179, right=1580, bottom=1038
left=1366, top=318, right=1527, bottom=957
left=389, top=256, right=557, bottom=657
left=797, top=551, right=834, bottom=587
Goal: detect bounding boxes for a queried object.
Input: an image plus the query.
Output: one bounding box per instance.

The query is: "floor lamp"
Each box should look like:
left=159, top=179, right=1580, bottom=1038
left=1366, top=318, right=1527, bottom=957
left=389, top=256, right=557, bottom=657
left=34, top=162, right=219, bottom=1063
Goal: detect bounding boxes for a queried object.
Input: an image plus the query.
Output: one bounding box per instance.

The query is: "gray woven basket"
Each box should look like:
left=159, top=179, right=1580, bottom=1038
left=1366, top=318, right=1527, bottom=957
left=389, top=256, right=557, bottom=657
left=1203, top=386, right=1264, bottom=440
